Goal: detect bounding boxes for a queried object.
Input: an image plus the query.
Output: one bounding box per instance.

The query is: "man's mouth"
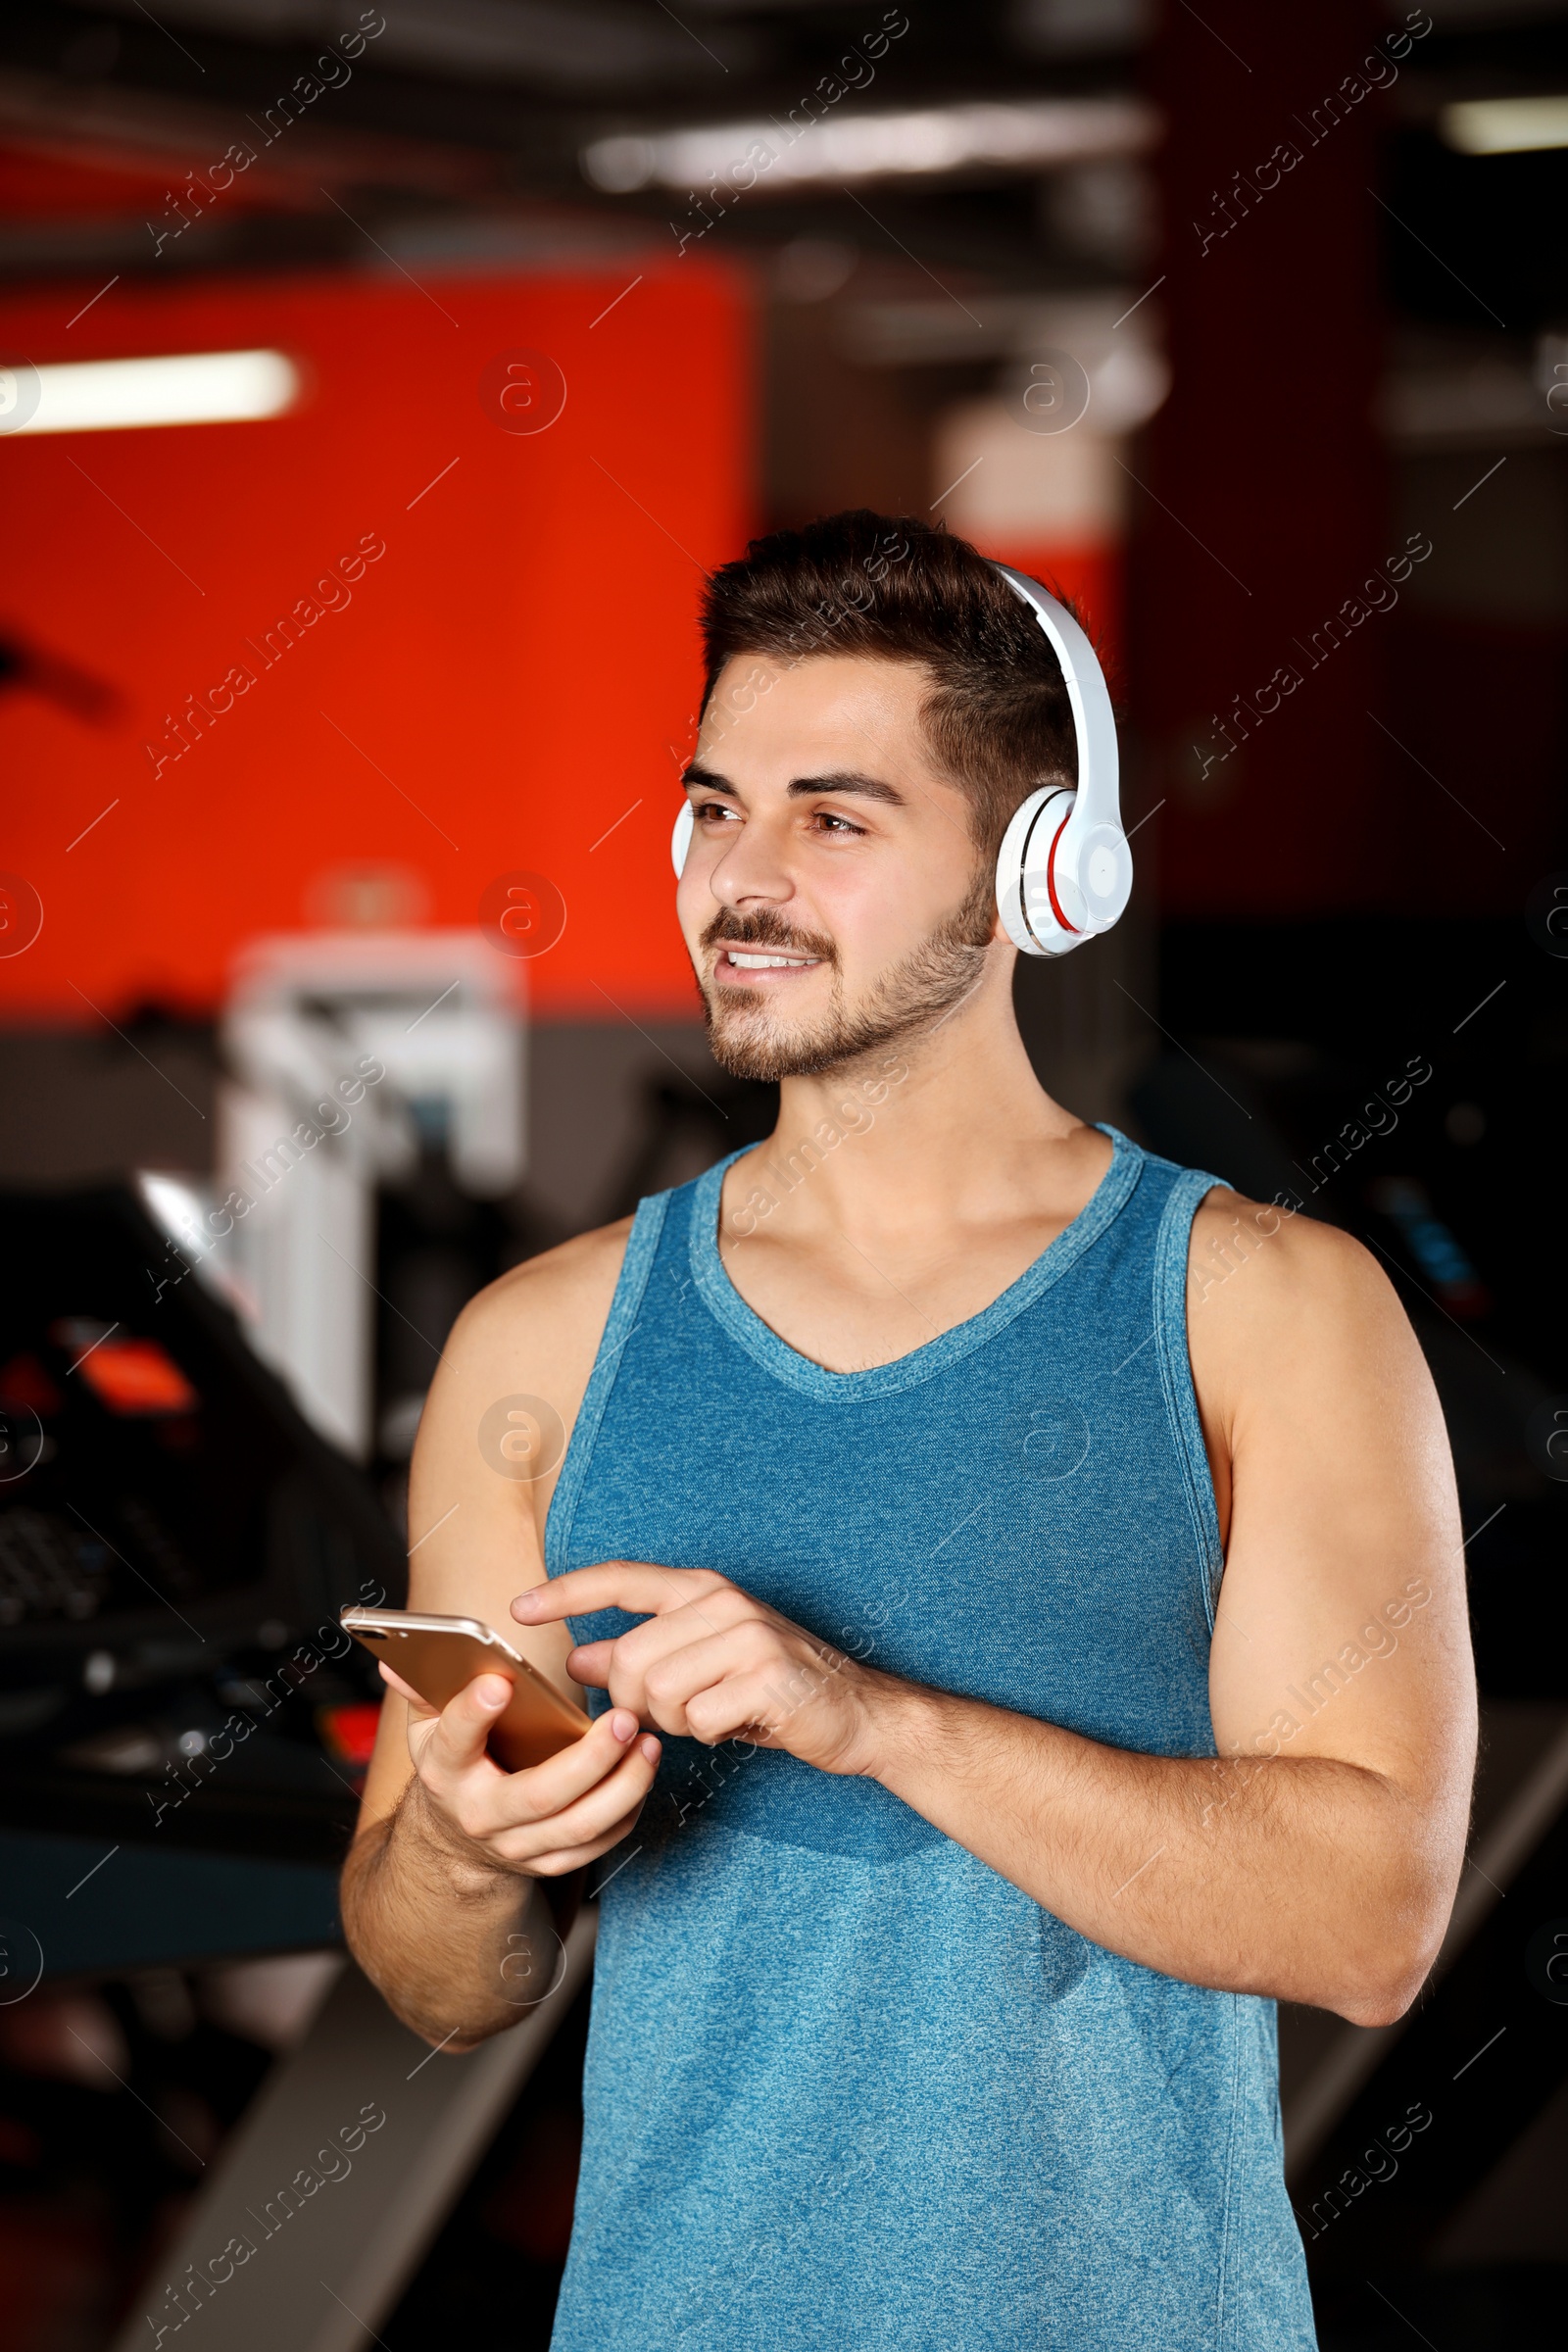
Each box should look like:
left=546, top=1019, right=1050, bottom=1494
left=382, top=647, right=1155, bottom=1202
left=718, top=948, right=823, bottom=972
left=703, top=915, right=836, bottom=991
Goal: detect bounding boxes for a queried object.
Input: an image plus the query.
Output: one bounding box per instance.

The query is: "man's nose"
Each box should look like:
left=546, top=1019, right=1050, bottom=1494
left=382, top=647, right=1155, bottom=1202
left=709, top=811, right=798, bottom=910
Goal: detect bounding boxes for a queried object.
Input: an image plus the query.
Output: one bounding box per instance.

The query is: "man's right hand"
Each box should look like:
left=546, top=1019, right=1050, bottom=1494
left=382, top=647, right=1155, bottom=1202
left=386, top=1664, right=662, bottom=1878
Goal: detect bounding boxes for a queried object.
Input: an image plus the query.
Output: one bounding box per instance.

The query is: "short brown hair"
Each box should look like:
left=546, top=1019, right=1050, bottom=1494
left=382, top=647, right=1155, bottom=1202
left=699, top=510, right=1084, bottom=857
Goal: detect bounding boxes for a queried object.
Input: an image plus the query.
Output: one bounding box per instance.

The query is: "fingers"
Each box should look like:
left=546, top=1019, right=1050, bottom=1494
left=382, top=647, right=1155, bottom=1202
left=513, top=1561, right=730, bottom=1627
left=380, top=1660, right=440, bottom=1722
left=598, top=1623, right=782, bottom=1738
left=493, top=1708, right=648, bottom=1825
left=684, top=1662, right=865, bottom=1773
left=564, top=1586, right=756, bottom=1692
left=683, top=1665, right=807, bottom=1749
left=488, top=1735, right=662, bottom=1872
left=417, top=1702, right=657, bottom=1847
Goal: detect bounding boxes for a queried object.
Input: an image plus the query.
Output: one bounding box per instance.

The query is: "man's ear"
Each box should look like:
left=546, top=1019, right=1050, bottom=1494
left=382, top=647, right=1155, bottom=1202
left=989, top=870, right=1019, bottom=951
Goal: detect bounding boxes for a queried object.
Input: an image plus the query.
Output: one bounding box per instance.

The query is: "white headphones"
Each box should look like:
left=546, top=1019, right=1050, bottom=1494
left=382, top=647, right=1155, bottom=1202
left=670, top=562, right=1131, bottom=957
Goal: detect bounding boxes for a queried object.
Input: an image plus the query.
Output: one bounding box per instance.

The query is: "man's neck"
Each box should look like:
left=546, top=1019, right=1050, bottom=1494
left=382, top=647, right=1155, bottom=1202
left=744, top=956, right=1093, bottom=1250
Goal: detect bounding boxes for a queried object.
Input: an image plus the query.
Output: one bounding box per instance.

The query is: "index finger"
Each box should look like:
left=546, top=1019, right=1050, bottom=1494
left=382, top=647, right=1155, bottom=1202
left=513, top=1560, right=716, bottom=1626
left=378, top=1659, right=441, bottom=1720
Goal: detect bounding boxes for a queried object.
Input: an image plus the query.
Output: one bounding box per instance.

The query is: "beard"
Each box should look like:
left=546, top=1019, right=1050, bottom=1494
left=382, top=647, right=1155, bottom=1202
left=698, top=862, right=998, bottom=1083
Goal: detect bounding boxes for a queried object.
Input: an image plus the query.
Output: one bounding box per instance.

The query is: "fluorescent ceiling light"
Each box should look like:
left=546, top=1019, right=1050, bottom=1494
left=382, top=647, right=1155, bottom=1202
left=583, top=97, right=1158, bottom=194
left=3, top=348, right=300, bottom=437
left=1439, top=95, right=1568, bottom=154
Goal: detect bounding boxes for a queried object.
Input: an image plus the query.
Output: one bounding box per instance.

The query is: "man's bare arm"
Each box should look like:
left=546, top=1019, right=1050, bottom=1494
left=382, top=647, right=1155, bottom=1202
left=858, top=1206, right=1476, bottom=2022
left=341, top=1683, right=657, bottom=2046
left=519, top=1209, right=1477, bottom=2027
left=339, top=1221, right=662, bottom=2048
left=861, top=1695, right=1454, bottom=2028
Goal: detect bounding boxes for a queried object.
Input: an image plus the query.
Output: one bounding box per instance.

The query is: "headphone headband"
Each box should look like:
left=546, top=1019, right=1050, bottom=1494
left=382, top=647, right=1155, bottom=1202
left=988, top=564, right=1131, bottom=956
left=991, top=565, right=1121, bottom=837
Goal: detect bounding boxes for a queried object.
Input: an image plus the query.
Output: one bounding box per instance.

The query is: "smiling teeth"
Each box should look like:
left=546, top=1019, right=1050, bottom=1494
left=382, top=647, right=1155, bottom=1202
left=726, top=952, right=821, bottom=969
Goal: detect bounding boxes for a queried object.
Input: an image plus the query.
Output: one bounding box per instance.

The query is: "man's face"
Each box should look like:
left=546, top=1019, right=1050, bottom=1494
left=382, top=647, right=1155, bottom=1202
left=676, top=653, right=1001, bottom=1081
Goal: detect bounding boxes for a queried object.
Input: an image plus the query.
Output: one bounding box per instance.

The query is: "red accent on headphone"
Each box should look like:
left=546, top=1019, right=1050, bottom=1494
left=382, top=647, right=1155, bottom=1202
left=1045, top=806, right=1081, bottom=936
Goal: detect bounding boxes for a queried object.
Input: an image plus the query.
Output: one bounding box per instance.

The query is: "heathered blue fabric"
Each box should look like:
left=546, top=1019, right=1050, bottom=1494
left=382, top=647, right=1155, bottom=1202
left=545, top=1128, right=1318, bottom=2352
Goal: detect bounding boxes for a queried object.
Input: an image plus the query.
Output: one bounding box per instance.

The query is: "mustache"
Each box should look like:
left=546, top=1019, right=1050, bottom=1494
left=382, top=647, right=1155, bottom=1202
left=701, top=908, right=838, bottom=965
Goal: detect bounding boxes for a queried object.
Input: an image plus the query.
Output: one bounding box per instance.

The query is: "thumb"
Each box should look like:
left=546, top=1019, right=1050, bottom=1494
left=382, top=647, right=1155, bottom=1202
left=411, top=1668, right=513, bottom=1772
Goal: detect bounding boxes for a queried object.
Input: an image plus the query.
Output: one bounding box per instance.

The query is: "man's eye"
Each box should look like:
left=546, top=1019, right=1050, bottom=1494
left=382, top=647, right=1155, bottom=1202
left=815, top=811, right=865, bottom=836
left=696, top=800, right=739, bottom=822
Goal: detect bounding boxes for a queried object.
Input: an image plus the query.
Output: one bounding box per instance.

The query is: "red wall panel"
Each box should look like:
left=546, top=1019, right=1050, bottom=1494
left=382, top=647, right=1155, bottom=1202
left=0, top=257, right=751, bottom=1018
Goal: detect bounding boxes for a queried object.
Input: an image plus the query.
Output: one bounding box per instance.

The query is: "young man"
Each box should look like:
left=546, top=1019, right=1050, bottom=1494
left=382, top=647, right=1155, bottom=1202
left=343, top=513, right=1476, bottom=2350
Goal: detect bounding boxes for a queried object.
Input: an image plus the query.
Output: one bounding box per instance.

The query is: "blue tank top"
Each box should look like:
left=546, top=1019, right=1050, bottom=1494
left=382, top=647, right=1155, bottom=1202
left=545, top=1129, right=1317, bottom=2352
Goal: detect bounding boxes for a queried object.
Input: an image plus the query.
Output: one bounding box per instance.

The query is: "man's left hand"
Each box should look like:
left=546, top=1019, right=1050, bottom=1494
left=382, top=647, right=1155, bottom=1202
left=513, top=1563, right=890, bottom=1776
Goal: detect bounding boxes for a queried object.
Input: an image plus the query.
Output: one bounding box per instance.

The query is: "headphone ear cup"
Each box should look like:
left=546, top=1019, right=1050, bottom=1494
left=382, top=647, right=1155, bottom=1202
left=670, top=802, right=694, bottom=878
left=996, top=786, right=1074, bottom=956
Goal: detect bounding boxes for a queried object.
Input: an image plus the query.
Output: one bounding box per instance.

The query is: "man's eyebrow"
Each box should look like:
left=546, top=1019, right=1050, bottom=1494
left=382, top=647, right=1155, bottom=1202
left=787, top=770, right=906, bottom=807
left=682, top=765, right=907, bottom=808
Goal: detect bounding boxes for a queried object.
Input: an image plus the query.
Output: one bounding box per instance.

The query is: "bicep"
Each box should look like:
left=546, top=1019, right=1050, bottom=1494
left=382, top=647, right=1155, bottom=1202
left=355, top=1365, right=564, bottom=1829
left=354, top=1227, right=629, bottom=1831
left=1202, top=1222, right=1475, bottom=1809
left=402, top=1347, right=571, bottom=1681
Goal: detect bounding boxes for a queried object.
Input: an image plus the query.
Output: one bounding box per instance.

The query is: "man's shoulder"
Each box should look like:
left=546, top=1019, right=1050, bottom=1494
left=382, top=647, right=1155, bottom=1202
left=1182, top=1186, right=1437, bottom=1511
left=1187, top=1185, right=1407, bottom=1367
left=441, top=1216, right=636, bottom=1395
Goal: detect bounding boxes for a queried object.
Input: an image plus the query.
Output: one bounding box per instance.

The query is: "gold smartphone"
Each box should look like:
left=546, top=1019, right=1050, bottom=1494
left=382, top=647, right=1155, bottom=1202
left=341, top=1606, right=591, bottom=1770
